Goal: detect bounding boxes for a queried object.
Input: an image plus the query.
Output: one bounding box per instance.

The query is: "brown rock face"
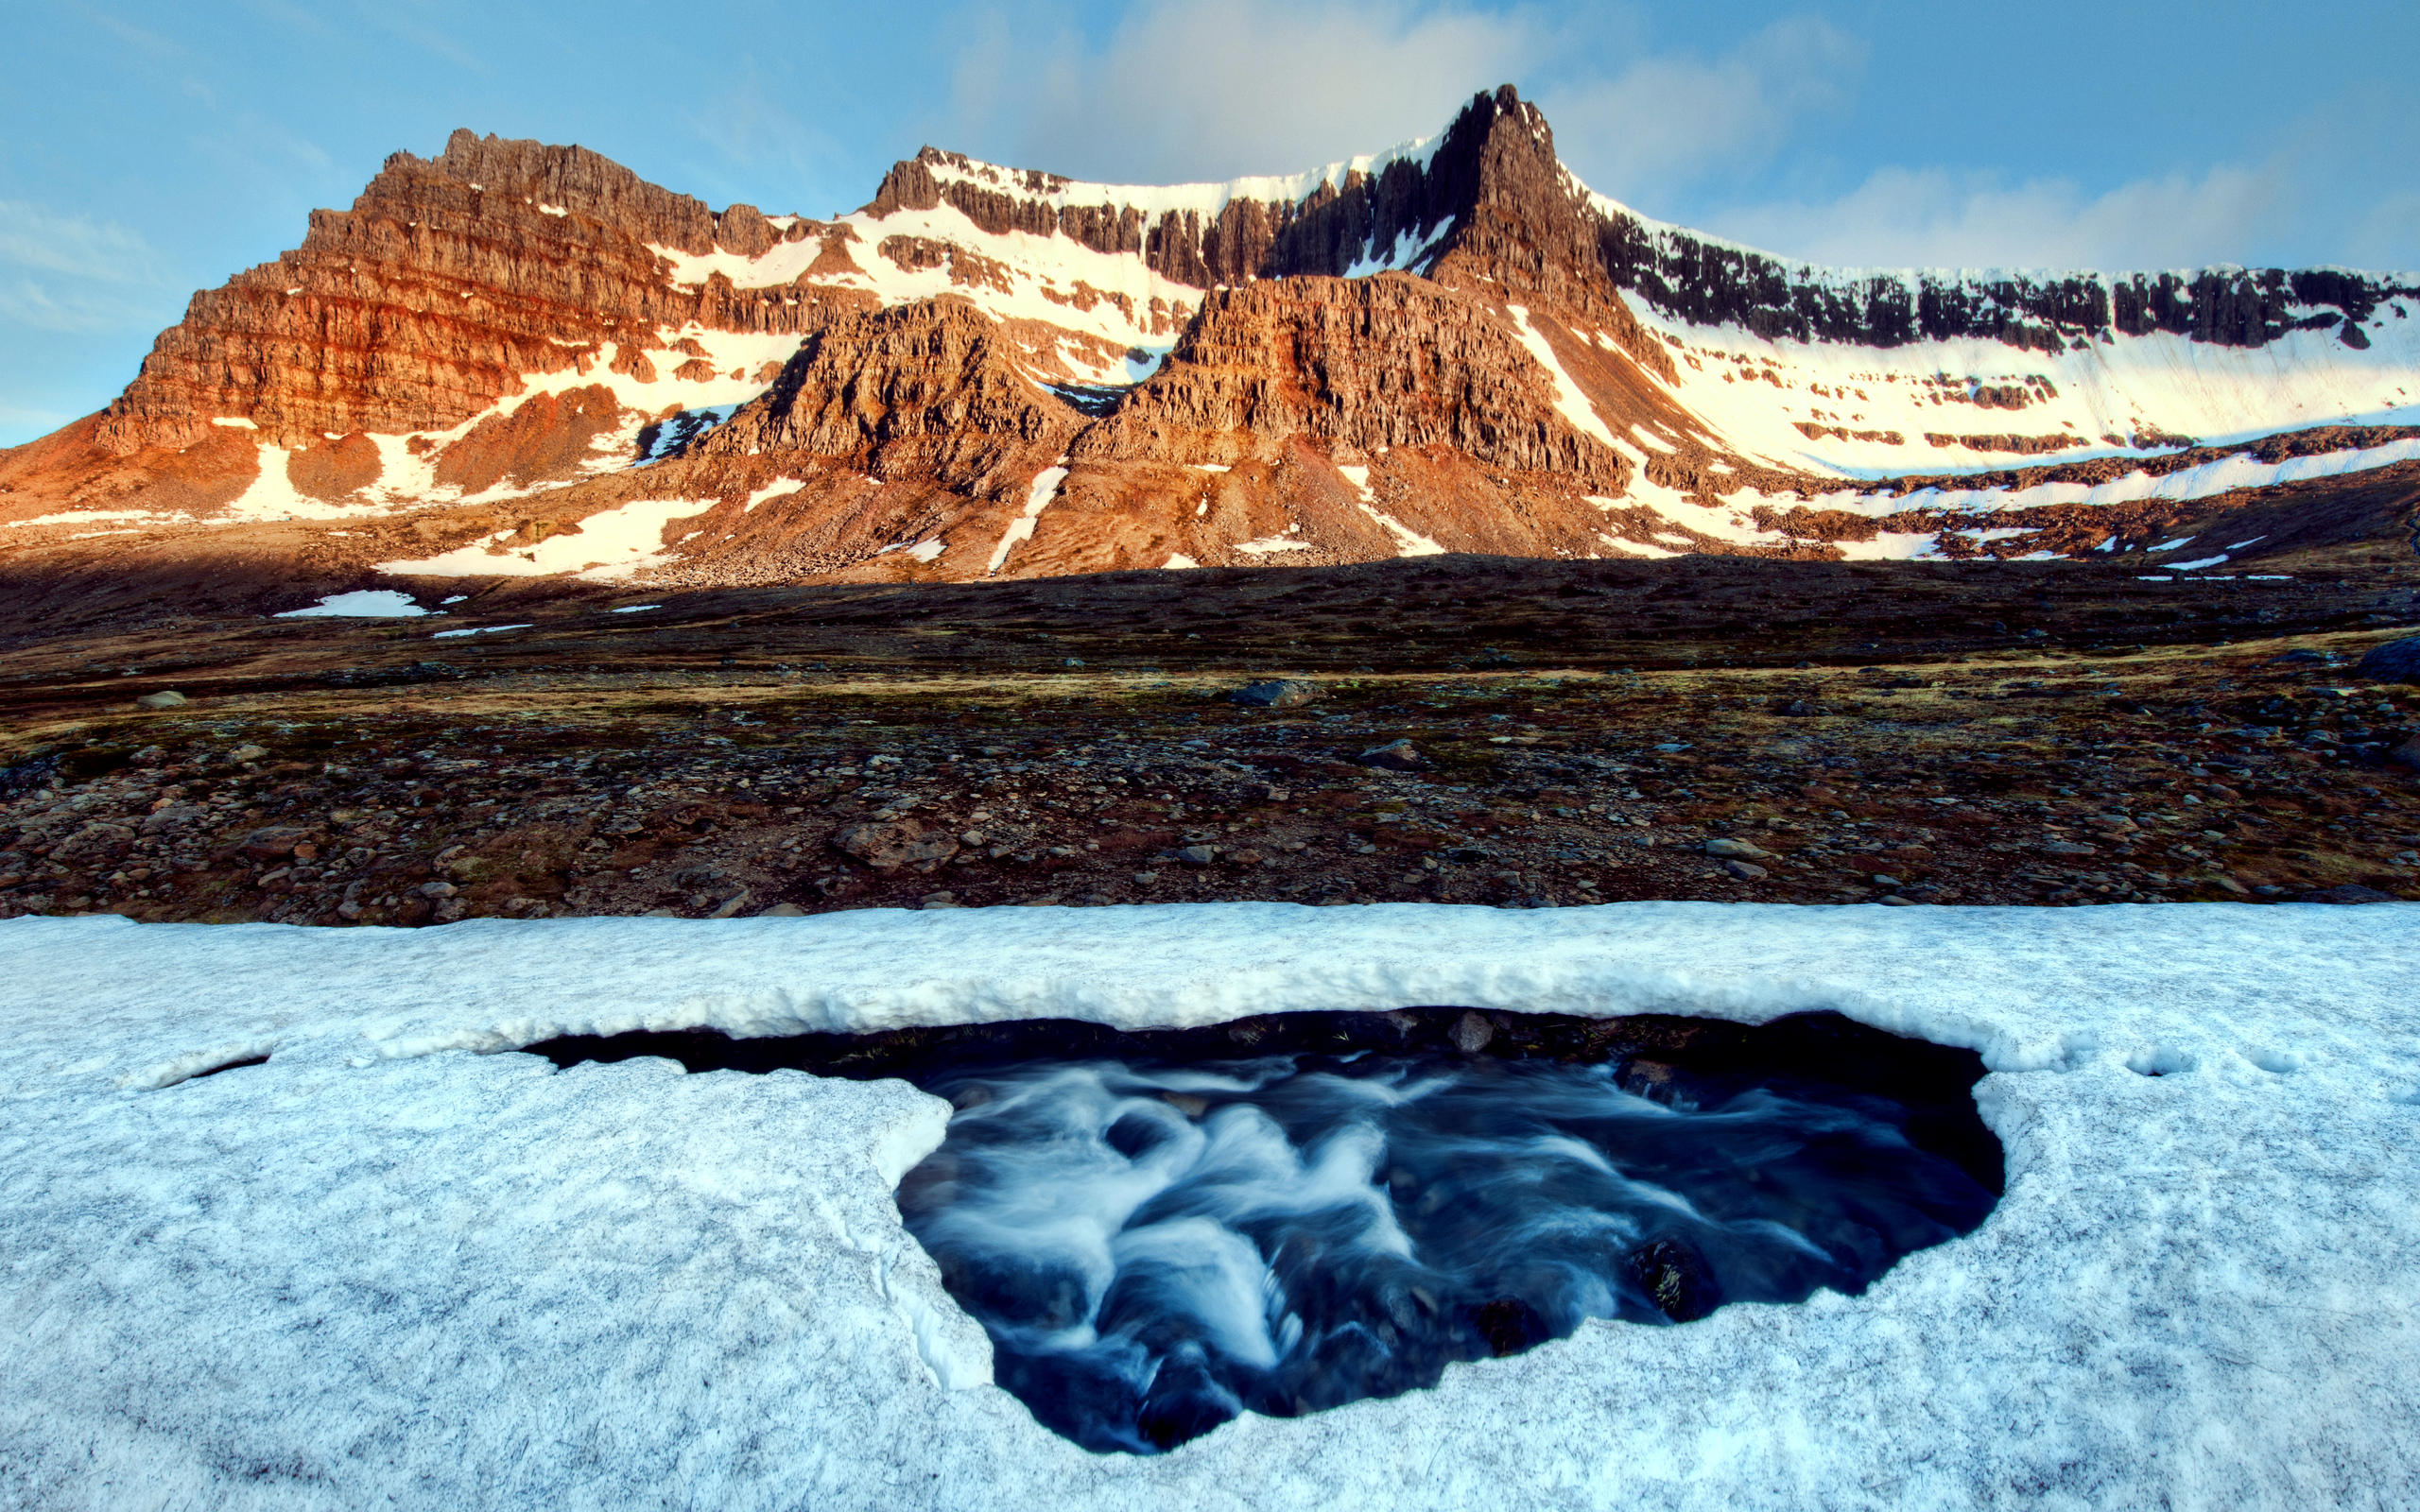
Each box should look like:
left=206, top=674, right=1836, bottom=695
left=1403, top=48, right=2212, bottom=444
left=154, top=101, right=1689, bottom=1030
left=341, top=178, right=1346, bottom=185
left=700, top=301, right=1082, bottom=492
left=1073, top=274, right=1630, bottom=492
left=432, top=385, right=630, bottom=494
left=95, top=129, right=838, bottom=455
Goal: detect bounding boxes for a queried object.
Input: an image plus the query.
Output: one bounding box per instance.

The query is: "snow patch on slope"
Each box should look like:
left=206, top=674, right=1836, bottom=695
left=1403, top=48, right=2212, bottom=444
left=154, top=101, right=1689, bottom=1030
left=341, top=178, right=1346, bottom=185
left=987, top=465, right=1069, bottom=574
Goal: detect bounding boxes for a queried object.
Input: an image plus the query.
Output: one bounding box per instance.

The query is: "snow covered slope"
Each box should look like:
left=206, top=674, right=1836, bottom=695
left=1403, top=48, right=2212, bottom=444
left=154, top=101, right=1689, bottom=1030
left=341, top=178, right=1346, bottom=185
left=4, top=901, right=2416, bottom=1507
left=5, top=87, right=2416, bottom=581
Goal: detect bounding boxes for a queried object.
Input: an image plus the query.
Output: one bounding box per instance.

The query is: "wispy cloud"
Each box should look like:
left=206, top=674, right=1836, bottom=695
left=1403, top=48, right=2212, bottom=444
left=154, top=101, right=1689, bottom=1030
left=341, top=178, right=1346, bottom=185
left=1538, top=17, right=1864, bottom=208
left=0, top=201, right=178, bottom=334
left=949, top=0, right=1535, bottom=184
left=1707, top=163, right=2297, bottom=273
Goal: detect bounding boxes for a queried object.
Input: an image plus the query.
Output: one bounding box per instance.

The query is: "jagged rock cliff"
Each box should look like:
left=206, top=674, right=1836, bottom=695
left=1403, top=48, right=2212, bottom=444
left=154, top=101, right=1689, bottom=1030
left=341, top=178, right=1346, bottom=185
left=95, top=129, right=847, bottom=455
left=6, top=87, right=2416, bottom=591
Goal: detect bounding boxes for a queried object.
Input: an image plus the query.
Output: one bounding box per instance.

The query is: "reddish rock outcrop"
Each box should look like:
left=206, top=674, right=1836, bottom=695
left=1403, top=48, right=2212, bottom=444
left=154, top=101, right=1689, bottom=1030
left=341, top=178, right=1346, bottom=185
left=95, top=129, right=840, bottom=456
left=699, top=301, right=1083, bottom=492
left=1073, top=274, right=1631, bottom=492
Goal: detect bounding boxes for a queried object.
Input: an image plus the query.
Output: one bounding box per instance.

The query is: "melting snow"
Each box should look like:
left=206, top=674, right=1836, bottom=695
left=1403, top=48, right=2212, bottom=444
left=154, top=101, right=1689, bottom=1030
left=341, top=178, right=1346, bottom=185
left=376, top=496, right=717, bottom=581
left=1, top=902, right=2413, bottom=1505
left=272, top=590, right=430, bottom=619
left=987, top=465, right=1069, bottom=574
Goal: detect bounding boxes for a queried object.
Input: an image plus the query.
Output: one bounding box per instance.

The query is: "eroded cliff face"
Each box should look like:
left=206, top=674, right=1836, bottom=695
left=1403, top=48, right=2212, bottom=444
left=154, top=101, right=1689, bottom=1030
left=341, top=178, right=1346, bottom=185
left=94, top=129, right=844, bottom=456
left=7, top=87, right=2417, bottom=594
left=1072, top=274, right=1629, bottom=492
left=699, top=301, right=1083, bottom=493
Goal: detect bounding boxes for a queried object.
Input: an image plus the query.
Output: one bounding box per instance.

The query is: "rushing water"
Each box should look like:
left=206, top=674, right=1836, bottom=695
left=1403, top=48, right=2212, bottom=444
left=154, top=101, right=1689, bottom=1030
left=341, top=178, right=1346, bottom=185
left=527, top=1009, right=1999, bottom=1455
left=897, top=1045, right=1997, bottom=1453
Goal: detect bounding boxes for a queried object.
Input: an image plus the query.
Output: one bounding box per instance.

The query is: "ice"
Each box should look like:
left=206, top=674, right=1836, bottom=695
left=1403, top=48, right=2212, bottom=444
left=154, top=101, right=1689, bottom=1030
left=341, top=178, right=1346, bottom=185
left=1162, top=554, right=1201, bottom=569
left=608, top=604, right=660, bottom=613
left=987, top=465, right=1070, bottom=574
left=1236, top=531, right=1312, bottom=555
left=271, top=589, right=430, bottom=618
left=2168, top=555, right=2230, bottom=571
left=428, top=623, right=532, bottom=638
left=1505, top=304, right=1617, bottom=449
left=376, top=495, right=717, bottom=581
left=3, top=902, right=2415, bottom=1506
left=1340, top=465, right=1443, bottom=557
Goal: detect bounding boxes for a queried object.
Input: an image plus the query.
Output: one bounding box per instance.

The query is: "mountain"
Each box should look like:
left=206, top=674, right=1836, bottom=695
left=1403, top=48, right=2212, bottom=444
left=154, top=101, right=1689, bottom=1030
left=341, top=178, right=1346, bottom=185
left=5, top=85, right=2417, bottom=597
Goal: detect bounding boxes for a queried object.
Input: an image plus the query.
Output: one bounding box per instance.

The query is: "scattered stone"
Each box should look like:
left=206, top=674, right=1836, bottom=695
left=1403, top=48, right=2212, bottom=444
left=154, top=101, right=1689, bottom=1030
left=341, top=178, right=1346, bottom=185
left=1231, top=678, right=1320, bottom=709
left=708, top=889, right=752, bottom=919
left=2209, top=876, right=2250, bottom=895
left=1450, top=1010, right=1495, bottom=1054
left=2391, top=736, right=2420, bottom=771
left=1704, top=837, right=1770, bottom=859
left=831, top=818, right=959, bottom=872
left=1721, top=859, right=1767, bottom=880
left=1132, top=871, right=1158, bottom=884
left=1871, top=873, right=1902, bottom=888
left=1358, top=739, right=1426, bottom=771
left=919, top=891, right=958, bottom=909
left=1877, top=895, right=1913, bottom=906
left=754, top=902, right=806, bottom=917
left=1161, top=1091, right=1208, bottom=1119
left=419, top=881, right=458, bottom=899
left=1176, top=845, right=1217, bottom=866
left=2040, top=840, right=2098, bottom=856
left=2353, top=637, right=2420, bottom=682
left=229, top=745, right=268, bottom=763
left=133, top=692, right=187, bottom=711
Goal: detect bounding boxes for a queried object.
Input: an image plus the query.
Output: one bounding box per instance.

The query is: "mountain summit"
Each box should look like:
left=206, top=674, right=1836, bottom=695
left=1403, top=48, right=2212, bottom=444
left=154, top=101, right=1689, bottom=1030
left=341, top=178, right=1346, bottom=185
left=5, top=86, right=2416, bottom=591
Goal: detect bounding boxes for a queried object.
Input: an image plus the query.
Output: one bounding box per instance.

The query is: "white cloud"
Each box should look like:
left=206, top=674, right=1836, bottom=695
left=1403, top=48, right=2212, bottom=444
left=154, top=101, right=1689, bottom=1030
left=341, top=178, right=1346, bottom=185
left=1537, top=17, right=1865, bottom=208
left=948, top=0, right=1537, bottom=185
left=1703, top=162, right=2298, bottom=273
left=0, top=201, right=175, bottom=334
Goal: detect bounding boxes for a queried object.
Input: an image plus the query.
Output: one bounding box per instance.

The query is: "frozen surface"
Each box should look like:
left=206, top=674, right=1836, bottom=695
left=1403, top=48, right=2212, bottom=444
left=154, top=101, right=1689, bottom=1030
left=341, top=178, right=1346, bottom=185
left=376, top=494, right=717, bottom=580
left=2, top=902, right=2416, bottom=1509
left=270, top=589, right=429, bottom=618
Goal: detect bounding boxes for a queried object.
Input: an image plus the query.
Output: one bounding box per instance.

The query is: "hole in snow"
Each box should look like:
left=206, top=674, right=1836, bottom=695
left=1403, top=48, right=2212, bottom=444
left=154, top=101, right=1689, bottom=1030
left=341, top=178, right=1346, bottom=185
left=527, top=1008, right=1998, bottom=1454
left=2127, top=1045, right=2198, bottom=1078
left=188, top=1053, right=270, bottom=1080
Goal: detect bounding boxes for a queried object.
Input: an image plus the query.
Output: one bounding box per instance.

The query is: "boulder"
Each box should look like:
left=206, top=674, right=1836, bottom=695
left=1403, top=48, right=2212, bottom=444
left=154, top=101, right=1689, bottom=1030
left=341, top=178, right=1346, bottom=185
left=239, top=825, right=311, bottom=860
left=1359, top=739, right=1427, bottom=771
left=2290, top=885, right=2402, bottom=904
left=1704, top=837, right=1770, bottom=859
left=831, top=819, right=959, bottom=872
left=2353, top=638, right=2420, bottom=682
left=1231, top=679, right=1319, bottom=709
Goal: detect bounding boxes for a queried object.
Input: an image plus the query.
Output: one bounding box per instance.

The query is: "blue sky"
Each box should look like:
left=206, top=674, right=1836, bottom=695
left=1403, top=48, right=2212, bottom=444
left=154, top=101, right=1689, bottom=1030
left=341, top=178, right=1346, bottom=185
left=5, top=0, right=2416, bottom=446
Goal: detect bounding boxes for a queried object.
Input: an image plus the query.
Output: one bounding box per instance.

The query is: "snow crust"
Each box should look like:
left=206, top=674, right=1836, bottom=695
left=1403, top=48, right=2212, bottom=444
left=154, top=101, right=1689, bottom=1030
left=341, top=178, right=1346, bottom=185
left=377, top=495, right=717, bottom=581
left=3, top=902, right=2415, bottom=1508
left=1629, top=300, right=2420, bottom=484
left=271, top=589, right=430, bottom=618
left=986, top=465, right=1068, bottom=574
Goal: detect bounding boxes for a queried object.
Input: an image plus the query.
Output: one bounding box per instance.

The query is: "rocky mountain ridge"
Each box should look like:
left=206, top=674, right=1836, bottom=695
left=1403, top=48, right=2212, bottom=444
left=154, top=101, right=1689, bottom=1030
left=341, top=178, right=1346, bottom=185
left=5, top=87, right=2417, bottom=596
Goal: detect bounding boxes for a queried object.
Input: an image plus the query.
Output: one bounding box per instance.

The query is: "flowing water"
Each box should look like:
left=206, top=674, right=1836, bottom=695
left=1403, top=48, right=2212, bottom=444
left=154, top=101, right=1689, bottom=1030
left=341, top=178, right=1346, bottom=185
left=529, top=1010, right=1999, bottom=1454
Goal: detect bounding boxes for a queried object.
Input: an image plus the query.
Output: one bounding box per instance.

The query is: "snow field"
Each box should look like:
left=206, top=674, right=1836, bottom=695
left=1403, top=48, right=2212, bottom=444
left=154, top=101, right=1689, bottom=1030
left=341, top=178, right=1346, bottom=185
left=376, top=495, right=717, bottom=581
left=271, top=590, right=431, bottom=618
left=1, top=901, right=2414, bottom=1508
left=986, top=465, right=1069, bottom=574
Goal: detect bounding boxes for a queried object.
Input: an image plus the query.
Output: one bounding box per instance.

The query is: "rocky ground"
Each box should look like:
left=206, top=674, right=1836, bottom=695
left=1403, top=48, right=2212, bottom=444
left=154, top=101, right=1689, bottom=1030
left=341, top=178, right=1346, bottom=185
left=3, top=553, right=2416, bottom=926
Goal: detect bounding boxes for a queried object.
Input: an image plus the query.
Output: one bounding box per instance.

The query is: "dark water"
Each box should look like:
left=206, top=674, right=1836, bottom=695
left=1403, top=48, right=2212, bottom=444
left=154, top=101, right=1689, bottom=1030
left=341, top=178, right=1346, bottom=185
left=527, top=1009, right=1999, bottom=1455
